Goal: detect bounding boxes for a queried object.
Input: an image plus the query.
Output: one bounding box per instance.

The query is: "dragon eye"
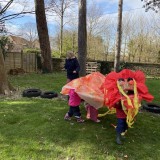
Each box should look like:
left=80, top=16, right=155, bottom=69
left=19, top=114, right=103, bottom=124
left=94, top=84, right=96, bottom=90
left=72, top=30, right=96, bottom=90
left=118, top=78, right=124, bottom=82
left=127, top=77, right=133, bottom=82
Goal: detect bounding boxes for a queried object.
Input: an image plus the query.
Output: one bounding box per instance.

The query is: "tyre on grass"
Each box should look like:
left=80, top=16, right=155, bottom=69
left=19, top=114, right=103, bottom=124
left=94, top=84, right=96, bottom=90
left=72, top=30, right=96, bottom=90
left=22, top=89, right=42, bottom=97
left=40, top=91, right=58, bottom=99
left=142, top=103, right=160, bottom=113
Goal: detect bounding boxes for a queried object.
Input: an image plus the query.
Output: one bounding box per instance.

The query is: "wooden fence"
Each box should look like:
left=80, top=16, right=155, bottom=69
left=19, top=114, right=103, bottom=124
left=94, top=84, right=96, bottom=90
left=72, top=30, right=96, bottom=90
left=86, top=62, right=99, bottom=74
left=5, top=51, right=37, bottom=73
left=57, top=59, right=99, bottom=74
left=53, top=58, right=160, bottom=76
left=5, top=53, right=160, bottom=76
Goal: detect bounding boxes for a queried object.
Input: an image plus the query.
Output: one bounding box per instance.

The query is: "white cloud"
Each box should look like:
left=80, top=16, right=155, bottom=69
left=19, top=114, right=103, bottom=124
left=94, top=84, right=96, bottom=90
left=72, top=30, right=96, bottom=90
left=124, top=0, right=144, bottom=8
left=92, top=0, right=145, bottom=13
left=5, top=22, right=20, bottom=35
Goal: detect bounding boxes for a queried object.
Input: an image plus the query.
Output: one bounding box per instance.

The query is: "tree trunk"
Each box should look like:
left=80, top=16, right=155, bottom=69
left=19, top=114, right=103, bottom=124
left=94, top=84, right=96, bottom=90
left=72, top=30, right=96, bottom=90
left=72, top=32, right=75, bottom=52
left=35, top=0, right=52, bottom=73
left=114, top=0, right=123, bottom=72
left=0, top=48, right=14, bottom=95
left=123, top=37, right=127, bottom=61
left=60, top=15, right=63, bottom=57
left=78, top=0, right=87, bottom=76
left=60, top=0, right=64, bottom=57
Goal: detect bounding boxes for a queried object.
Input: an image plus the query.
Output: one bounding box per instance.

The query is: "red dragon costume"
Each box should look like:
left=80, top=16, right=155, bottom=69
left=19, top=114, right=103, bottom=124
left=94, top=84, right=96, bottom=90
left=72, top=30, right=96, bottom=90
left=61, top=69, right=154, bottom=127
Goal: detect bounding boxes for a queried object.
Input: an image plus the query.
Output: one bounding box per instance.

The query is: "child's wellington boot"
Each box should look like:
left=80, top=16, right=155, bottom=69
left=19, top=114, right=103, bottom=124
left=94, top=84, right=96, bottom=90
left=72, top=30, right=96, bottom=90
left=116, top=133, right=123, bottom=145
left=121, top=132, right=126, bottom=140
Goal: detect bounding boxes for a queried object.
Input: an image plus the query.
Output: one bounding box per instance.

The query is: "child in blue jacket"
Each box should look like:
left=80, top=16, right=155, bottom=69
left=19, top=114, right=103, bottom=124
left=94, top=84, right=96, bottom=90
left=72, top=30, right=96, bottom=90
left=64, top=51, right=80, bottom=83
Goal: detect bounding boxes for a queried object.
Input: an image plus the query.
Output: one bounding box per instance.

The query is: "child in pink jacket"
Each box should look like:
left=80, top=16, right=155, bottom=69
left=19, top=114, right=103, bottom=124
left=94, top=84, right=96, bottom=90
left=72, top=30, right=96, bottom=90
left=64, top=89, right=84, bottom=123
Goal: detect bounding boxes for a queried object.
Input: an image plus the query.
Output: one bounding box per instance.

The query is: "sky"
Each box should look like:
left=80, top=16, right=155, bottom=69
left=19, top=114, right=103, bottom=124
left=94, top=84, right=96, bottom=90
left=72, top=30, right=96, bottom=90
left=0, top=0, right=156, bottom=37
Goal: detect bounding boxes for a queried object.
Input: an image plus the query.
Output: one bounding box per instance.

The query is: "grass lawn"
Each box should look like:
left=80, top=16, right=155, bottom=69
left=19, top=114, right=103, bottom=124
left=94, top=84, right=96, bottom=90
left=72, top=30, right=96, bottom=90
left=0, top=72, right=160, bottom=160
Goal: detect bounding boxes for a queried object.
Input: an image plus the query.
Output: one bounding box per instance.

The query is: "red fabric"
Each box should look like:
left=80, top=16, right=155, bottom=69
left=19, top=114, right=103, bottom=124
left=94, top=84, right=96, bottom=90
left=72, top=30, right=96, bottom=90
left=114, top=102, right=127, bottom=118
left=103, top=69, right=154, bottom=109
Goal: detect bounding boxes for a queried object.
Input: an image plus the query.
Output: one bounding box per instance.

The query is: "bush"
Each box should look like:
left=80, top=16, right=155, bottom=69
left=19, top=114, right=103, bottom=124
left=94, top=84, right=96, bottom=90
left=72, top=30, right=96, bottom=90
left=119, top=61, right=133, bottom=71
left=52, top=50, right=61, bottom=58
left=23, top=48, right=40, bottom=54
left=100, top=61, right=113, bottom=74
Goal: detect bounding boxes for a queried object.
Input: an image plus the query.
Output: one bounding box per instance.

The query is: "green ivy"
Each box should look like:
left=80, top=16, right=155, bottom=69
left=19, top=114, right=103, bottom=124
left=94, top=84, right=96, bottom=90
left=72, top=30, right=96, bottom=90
left=0, top=36, right=10, bottom=59
left=23, top=48, right=40, bottom=54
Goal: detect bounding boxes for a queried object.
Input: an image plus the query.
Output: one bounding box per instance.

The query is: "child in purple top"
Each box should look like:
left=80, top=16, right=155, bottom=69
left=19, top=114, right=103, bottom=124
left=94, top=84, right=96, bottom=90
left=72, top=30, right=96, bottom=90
left=64, top=89, right=84, bottom=123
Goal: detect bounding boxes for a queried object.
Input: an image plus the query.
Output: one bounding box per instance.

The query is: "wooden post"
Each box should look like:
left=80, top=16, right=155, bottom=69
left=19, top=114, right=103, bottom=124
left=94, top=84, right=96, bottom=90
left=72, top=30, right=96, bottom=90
left=35, top=54, right=37, bottom=72
left=21, top=50, right=23, bottom=69
left=13, top=52, right=15, bottom=69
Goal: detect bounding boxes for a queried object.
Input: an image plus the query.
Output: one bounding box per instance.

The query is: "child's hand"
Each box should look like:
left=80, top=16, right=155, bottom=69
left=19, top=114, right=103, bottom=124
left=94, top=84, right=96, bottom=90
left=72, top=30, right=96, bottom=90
left=73, top=70, right=76, bottom=73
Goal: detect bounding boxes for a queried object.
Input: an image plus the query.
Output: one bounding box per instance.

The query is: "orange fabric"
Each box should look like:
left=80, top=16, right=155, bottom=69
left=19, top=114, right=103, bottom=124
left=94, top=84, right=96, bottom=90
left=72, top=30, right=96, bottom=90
left=61, top=72, right=105, bottom=109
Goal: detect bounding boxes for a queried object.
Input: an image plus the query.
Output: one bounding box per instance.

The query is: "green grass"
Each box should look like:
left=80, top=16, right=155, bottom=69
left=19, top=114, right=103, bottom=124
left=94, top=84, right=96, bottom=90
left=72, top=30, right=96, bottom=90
left=0, top=73, right=160, bottom=160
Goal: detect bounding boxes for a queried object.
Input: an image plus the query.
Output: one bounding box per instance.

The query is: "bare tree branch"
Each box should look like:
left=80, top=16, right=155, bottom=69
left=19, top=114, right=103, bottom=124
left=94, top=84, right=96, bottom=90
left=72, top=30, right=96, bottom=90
left=0, top=0, right=13, bottom=15
left=141, top=0, right=160, bottom=12
left=0, top=0, right=53, bottom=23
left=0, top=10, right=35, bottom=22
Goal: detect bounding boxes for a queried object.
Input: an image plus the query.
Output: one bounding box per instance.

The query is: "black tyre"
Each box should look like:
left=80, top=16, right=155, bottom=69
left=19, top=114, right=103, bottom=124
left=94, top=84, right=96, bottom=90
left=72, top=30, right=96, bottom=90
left=40, top=91, right=58, bottom=99
left=142, top=103, right=160, bottom=113
left=22, top=89, right=42, bottom=97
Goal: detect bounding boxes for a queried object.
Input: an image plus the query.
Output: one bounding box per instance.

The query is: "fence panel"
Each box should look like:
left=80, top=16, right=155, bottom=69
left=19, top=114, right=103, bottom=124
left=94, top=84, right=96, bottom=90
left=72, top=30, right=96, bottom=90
left=86, top=62, right=99, bottom=74
left=5, top=52, right=22, bottom=73
left=22, top=53, right=37, bottom=73
left=5, top=51, right=37, bottom=73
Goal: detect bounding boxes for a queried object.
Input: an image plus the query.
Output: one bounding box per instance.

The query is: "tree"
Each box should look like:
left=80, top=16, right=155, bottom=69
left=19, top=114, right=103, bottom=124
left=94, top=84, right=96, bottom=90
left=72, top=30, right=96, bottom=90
left=0, top=47, right=10, bottom=94
left=0, top=0, right=36, bottom=24
left=0, top=1, right=15, bottom=95
left=0, top=0, right=54, bottom=26
left=49, top=0, right=76, bottom=57
left=87, top=1, right=104, bottom=36
left=127, top=31, right=160, bottom=63
left=0, top=0, right=13, bottom=33
left=0, top=36, right=9, bottom=58
left=150, top=12, right=160, bottom=35
left=121, top=13, right=133, bottom=61
left=62, top=30, right=78, bottom=55
left=114, top=0, right=123, bottom=72
left=87, top=1, right=110, bottom=60
left=35, top=0, right=52, bottom=73
left=141, top=0, right=160, bottom=12
left=0, top=1, right=13, bottom=15
left=52, top=29, right=78, bottom=58
left=0, top=39, right=14, bottom=95
left=19, top=22, right=38, bottom=48
left=78, top=0, right=87, bottom=76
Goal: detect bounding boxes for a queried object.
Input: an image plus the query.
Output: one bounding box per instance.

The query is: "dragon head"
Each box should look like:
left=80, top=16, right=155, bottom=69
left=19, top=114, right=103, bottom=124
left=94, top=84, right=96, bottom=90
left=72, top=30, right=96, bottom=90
left=103, top=69, right=154, bottom=127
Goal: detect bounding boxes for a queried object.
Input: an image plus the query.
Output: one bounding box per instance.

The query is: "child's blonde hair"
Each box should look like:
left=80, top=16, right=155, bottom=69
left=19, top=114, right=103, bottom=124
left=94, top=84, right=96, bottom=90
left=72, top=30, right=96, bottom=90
left=66, top=51, right=75, bottom=59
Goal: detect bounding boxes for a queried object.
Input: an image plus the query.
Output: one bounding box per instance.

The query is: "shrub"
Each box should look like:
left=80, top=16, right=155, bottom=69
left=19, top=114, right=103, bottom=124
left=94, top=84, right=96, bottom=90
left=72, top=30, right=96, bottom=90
left=23, top=48, right=40, bottom=54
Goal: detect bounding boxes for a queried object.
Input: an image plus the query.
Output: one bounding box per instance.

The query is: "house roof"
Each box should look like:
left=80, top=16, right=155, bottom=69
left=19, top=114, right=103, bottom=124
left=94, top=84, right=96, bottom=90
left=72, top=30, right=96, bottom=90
left=8, top=35, right=29, bottom=46
left=8, top=35, right=30, bottom=52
